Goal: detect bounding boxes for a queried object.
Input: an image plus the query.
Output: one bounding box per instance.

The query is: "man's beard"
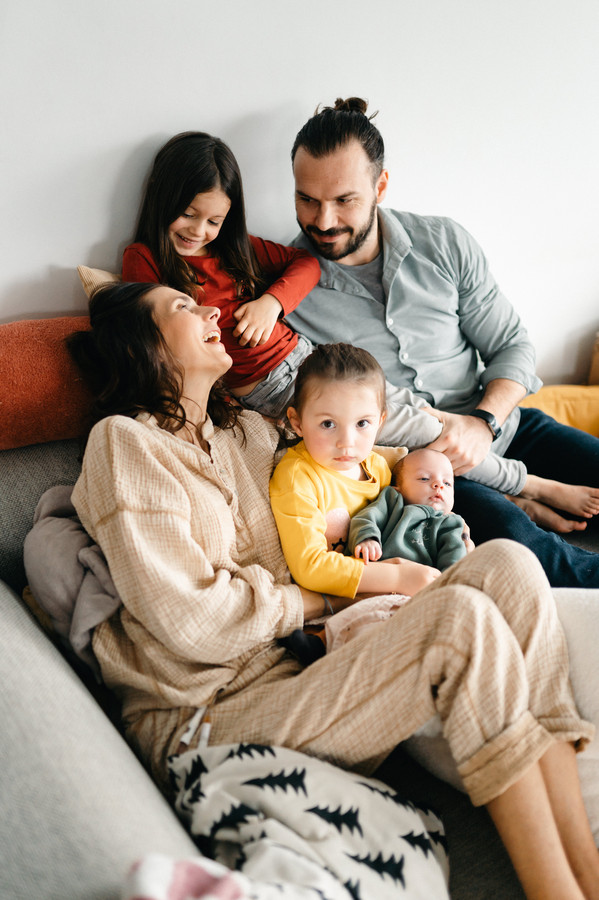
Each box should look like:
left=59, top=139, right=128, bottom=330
left=299, top=199, right=378, bottom=262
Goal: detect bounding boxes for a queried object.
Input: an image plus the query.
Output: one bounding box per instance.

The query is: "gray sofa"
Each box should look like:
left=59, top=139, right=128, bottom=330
left=0, top=439, right=200, bottom=900
left=4, top=434, right=599, bottom=897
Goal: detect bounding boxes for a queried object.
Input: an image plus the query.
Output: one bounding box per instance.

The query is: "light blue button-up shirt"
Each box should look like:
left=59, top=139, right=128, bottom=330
left=288, top=208, right=542, bottom=417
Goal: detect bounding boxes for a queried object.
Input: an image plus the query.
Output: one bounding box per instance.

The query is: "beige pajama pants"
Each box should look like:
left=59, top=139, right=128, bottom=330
left=208, top=539, right=594, bottom=807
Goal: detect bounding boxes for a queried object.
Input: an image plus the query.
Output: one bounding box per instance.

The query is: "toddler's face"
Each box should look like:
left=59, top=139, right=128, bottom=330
left=395, top=449, right=454, bottom=513
left=288, top=379, right=384, bottom=476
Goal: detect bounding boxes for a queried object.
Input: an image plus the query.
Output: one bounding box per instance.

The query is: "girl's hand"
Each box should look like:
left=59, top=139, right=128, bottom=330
left=357, top=558, right=441, bottom=597
left=354, top=539, right=382, bottom=564
left=233, top=293, right=283, bottom=347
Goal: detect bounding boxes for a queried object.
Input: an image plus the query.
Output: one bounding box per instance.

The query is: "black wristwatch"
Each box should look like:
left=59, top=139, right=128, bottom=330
left=469, top=409, right=502, bottom=441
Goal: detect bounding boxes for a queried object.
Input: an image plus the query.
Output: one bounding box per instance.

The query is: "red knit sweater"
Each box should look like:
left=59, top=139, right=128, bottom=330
left=122, top=237, right=319, bottom=389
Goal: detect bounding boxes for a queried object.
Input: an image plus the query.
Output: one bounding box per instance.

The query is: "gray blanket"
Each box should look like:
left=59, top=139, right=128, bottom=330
left=23, top=485, right=121, bottom=678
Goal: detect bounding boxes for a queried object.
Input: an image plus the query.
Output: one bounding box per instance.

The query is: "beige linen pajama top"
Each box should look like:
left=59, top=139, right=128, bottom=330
left=72, top=411, right=304, bottom=772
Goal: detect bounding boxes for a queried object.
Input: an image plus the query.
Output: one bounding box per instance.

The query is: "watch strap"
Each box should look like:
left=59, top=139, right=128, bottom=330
left=469, top=409, right=502, bottom=441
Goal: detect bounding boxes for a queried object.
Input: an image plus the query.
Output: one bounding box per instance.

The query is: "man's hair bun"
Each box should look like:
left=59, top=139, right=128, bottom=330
left=333, top=97, right=369, bottom=115
left=292, top=96, right=384, bottom=172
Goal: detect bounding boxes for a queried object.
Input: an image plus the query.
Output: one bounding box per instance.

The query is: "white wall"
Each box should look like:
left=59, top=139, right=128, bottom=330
left=2, top=0, right=598, bottom=384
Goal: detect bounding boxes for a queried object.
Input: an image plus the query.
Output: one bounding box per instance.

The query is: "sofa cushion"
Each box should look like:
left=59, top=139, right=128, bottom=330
left=0, top=316, right=92, bottom=450
left=0, top=439, right=82, bottom=594
left=520, top=384, right=599, bottom=436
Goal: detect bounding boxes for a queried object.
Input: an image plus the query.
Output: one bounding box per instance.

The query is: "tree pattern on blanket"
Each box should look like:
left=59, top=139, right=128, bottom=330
left=243, top=768, right=308, bottom=795
left=168, top=742, right=450, bottom=900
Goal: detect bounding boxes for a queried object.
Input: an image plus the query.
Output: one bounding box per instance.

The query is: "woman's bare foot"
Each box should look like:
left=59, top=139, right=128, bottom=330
left=521, top=475, right=599, bottom=519
left=507, top=495, right=589, bottom=533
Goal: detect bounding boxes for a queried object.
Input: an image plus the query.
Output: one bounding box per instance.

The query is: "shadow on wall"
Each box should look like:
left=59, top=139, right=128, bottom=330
left=0, top=103, right=308, bottom=325
left=85, top=134, right=166, bottom=276
left=0, top=136, right=164, bottom=324
left=218, top=103, right=308, bottom=245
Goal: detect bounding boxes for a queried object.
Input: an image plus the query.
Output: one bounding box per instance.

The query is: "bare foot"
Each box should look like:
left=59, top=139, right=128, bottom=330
left=521, top=475, right=599, bottom=519
left=507, top=496, right=589, bottom=533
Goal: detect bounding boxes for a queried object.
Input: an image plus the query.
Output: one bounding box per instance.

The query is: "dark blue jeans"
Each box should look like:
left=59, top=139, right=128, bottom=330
left=454, top=407, right=599, bottom=587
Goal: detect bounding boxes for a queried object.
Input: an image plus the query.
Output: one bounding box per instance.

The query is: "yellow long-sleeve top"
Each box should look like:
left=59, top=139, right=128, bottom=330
left=269, top=441, right=392, bottom=597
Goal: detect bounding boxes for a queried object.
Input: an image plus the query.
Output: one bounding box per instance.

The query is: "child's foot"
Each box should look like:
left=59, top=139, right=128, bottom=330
left=278, top=629, right=326, bottom=666
left=522, top=477, right=599, bottom=519
left=507, top=496, right=589, bottom=533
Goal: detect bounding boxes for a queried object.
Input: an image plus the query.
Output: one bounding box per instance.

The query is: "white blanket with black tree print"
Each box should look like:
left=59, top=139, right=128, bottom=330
left=167, top=743, right=449, bottom=899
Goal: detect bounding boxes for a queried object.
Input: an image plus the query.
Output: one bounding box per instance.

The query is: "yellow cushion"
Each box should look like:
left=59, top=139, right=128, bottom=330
left=520, top=385, right=599, bottom=436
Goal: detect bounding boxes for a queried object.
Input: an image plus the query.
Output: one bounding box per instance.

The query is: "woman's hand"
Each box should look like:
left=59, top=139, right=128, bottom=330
left=233, top=293, right=282, bottom=347
left=354, top=539, right=383, bottom=564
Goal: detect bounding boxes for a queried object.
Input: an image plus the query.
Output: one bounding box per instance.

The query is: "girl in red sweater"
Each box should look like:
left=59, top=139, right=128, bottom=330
left=122, top=131, right=320, bottom=417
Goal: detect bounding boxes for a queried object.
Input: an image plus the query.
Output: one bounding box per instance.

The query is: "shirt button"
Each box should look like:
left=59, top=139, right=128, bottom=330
left=387, top=317, right=394, bottom=326
left=415, top=379, right=423, bottom=388
left=401, top=352, right=408, bottom=361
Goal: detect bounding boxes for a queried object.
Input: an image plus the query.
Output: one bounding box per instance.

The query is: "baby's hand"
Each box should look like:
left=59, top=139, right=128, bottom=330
left=233, top=293, right=282, bottom=347
left=355, top=540, right=382, bottom=564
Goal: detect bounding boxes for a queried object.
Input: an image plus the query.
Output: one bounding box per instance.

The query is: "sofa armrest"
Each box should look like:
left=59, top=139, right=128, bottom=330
left=0, top=580, right=197, bottom=900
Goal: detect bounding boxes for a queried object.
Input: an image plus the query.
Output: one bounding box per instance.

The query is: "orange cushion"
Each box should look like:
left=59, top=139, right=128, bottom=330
left=0, top=316, right=92, bottom=450
left=520, top=385, right=599, bottom=436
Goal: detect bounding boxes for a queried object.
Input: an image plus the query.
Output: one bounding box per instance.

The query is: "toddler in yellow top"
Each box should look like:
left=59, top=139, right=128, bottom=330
left=269, top=342, right=442, bottom=601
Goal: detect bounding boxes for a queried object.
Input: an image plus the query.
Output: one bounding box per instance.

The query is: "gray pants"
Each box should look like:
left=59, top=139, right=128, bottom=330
left=235, top=334, right=314, bottom=419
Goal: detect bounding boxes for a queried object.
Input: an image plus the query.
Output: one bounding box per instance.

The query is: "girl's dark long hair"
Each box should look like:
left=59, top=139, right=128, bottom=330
left=67, top=282, right=241, bottom=440
left=134, top=131, right=268, bottom=300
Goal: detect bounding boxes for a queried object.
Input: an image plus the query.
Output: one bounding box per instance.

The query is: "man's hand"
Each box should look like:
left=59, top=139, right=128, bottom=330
left=232, top=293, right=282, bottom=347
left=424, top=408, right=493, bottom=474
left=422, top=377, right=526, bottom=474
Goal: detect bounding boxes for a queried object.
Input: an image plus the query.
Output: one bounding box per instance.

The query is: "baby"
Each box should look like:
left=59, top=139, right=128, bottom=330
left=348, top=446, right=472, bottom=571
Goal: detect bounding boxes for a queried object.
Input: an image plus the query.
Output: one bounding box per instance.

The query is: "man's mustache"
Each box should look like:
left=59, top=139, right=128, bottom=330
left=306, top=226, right=351, bottom=238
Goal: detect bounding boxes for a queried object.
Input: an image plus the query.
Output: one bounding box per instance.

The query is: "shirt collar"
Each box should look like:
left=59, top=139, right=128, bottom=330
left=294, top=208, right=413, bottom=287
left=136, top=410, right=216, bottom=442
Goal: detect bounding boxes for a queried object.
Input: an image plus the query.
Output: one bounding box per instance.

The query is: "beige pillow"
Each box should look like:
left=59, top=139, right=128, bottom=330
left=77, top=265, right=121, bottom=298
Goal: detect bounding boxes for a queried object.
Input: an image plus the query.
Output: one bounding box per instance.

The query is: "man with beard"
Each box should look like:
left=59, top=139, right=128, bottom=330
left=285, top=96, right=599, bottom=589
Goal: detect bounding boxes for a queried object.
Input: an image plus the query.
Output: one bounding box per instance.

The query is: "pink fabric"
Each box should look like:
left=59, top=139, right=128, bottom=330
left=124, top=854, right=248, bottom=900
left=325, top=593, right=411, bottom=652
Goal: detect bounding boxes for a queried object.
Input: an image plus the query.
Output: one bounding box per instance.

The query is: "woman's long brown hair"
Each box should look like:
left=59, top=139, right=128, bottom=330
left=67, top=282, right=242, bottom=443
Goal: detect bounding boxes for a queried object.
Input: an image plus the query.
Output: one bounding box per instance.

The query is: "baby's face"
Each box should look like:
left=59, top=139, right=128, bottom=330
left=395, top=450, right=454, bottom=513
